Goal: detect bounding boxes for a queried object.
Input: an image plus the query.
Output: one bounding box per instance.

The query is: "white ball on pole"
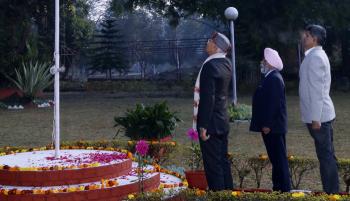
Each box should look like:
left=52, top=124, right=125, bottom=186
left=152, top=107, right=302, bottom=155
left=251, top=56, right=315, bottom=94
left=224, top=7, right=238, bottom=21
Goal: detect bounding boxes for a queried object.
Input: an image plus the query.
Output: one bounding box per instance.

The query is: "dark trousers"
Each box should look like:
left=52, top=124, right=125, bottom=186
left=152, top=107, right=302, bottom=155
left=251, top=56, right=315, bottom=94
left=262, top=133, right=291, bottom=192
left=307, top=121, right=339, bottom=194
left=199, top=133, right=234, bottom=191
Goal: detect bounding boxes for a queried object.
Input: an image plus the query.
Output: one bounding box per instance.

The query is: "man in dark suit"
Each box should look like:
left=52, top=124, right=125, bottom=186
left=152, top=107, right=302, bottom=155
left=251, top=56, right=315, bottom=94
left=250, top=48, right=291, bottom=192
left=194, top=32, right=233, bottom=191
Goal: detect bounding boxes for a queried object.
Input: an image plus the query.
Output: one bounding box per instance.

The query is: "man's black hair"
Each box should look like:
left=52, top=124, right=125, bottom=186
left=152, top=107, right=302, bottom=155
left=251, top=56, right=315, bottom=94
left=305, top=24, right=327, bottom=46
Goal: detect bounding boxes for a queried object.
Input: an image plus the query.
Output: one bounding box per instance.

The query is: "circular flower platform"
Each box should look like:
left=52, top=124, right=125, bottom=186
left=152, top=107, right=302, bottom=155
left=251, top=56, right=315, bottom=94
left=0, top=149, right=186, bottom=201
left=0, top=150, right=132, bottom=186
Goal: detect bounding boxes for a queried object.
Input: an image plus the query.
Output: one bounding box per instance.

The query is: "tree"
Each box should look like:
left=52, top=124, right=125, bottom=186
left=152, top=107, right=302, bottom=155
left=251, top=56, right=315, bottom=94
left=60, top=0, right=94, bottom=79
left=117, top=0, right=350, bottom=80
left=89, top=16, right=128, bottom=79
left=0, top=0, right=93, bottom=84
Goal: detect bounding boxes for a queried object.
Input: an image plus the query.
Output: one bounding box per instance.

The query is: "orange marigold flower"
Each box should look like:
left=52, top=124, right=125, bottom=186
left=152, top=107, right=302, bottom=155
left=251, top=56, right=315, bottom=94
left=128, top=194, right=135, bottom=199
left=195, top=189, right=206, bottom=196
left=259, top=154, right=268, bottom=160
left=231, top=191, right=241, bottom=197
left=329, top=194, right=341, bottom=201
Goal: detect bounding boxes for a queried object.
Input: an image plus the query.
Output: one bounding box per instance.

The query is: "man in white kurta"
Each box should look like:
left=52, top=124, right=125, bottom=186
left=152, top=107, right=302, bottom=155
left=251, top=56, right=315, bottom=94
left=299, top=24, right=339, bottom=194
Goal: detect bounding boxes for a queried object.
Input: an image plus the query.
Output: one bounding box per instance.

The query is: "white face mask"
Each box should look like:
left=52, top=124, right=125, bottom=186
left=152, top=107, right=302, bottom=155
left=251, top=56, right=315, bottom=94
left=260, top=64, right=270, bottom=74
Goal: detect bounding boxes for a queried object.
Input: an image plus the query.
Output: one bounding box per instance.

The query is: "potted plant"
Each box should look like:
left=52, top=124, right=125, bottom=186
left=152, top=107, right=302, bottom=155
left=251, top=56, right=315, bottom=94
left=114, top=101, right=181, bottom=141
left=184, top=128, right=208, bottom=190
left=114, top=101, right=181, bottom=163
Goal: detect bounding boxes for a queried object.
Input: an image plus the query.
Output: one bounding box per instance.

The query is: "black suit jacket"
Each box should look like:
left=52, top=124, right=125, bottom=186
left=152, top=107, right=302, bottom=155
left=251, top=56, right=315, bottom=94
left=250, top=70, right=287, bottom=134
left=197, top=58, right=232, bottom=135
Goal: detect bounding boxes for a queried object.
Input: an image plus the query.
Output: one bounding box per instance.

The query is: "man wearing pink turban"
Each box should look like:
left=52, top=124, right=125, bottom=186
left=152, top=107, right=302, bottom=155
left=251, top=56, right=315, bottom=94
left=250, top=47, right=291, bottom=192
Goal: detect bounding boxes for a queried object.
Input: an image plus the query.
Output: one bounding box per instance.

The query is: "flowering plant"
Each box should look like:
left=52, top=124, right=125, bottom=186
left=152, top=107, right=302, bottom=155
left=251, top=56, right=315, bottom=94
left=126, top=140, right=176, bottom=165
left=186, top=128, right=203, bottom=170
left=135, top=140, right=149, bottom=157
left=135, top=140, right=149, bottom=193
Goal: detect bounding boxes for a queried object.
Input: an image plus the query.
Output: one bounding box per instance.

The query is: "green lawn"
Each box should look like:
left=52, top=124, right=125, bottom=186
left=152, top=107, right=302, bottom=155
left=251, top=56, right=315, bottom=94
left=0, top=92, right=349, bottom=191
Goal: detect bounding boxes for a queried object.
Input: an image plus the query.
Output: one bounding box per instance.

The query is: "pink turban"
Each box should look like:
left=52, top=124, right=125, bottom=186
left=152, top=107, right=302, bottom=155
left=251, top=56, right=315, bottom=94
left=264, top=48, right=283, bottom=71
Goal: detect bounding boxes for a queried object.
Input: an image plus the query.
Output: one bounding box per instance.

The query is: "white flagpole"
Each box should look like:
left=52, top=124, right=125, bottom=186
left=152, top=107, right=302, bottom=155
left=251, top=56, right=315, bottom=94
left=229, top=20, right=237, bottom=105
left=225, top=7, right=239, bottom=106
left=54, top=0, right=60, bottom=157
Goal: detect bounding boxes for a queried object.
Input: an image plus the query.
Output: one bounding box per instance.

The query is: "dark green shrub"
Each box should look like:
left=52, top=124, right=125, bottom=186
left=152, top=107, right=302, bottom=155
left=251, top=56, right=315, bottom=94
left=114, top=102, right=181, bottom=140
left=228, top=104, right=252, bottom=122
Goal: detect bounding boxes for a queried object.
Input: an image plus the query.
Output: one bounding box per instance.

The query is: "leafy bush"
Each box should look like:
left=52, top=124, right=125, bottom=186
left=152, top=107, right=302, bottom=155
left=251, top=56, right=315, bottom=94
left=248, top=155, right=270, bottom=188
left=185, top=143, right=203, bottom=171
left=228, top=104, right=252, bottom=122
left=4, top=61, right=53, bottom=102
left=114, top=102, right=181, bottom=140
left=288, top=156, right=317, bottom=189
left=185, top=128, right=203, bottom=171
left=338, top=159, right=350, bottom=193
left=229, top=153, right=251, bottom=188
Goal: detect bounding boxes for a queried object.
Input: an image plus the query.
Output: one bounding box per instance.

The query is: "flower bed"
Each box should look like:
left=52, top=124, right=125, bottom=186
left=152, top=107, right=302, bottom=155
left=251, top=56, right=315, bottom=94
left=0, top=168, right=160, bottom=201
left=126, top=189, right=350, bottom=201
left=0, top=144, right=187, bottom=201
left=0, top=162, right=189, bottom=201
left=0, top=150, right=132, bottom=186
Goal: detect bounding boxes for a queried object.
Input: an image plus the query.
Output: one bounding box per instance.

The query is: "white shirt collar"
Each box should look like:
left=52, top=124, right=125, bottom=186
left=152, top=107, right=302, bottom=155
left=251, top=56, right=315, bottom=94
left=203, top=52, right=227, bottom=65
left=265, top=69, right=275, bottom=77
left=304, top=46, right=321, bottom=56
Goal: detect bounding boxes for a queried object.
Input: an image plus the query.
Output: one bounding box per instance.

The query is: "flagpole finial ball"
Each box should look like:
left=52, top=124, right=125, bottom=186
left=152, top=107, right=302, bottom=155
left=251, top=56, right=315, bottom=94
left=225, top=7, right=238, bottom=21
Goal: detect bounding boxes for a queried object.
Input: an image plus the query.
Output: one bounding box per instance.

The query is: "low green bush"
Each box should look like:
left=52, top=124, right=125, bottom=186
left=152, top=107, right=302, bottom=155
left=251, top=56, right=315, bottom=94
left=126, top=189, right=350, bottom=201
left=114, top=101, right=181, bottom=140
left=228, top=104, right=252, bottom=122
left=229, top=154, right=251, bottom=188
left=338, top=159, right=350, bottom=193
left=288, top=156, right=317, bottom=189
left=248, top=155, right=270, bottom=188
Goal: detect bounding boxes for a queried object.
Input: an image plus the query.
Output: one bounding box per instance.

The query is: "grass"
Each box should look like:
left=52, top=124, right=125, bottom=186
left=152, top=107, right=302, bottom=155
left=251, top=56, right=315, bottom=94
left=0, top=92, right=349, bottom=191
